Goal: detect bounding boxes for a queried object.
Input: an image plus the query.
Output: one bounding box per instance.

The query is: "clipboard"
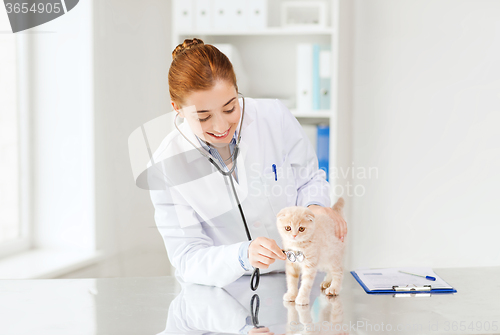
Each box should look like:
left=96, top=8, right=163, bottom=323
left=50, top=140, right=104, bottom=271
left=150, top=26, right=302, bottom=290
left=351, top=267, right=457, bottom=294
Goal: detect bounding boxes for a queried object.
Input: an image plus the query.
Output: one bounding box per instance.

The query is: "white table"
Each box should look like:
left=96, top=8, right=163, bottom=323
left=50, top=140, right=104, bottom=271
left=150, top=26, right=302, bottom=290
left=1, top=267, right=499, bottom=334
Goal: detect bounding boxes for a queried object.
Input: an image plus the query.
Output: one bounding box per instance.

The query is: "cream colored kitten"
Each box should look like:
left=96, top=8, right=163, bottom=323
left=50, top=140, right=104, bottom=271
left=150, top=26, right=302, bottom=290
left=277, top=198, right=345, bottom=306
left=283, top=295, right=344, bottom=335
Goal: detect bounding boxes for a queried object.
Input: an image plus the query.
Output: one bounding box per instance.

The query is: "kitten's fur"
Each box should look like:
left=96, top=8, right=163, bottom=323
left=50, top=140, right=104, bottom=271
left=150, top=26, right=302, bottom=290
left=277, top=198, right=345, bottom=305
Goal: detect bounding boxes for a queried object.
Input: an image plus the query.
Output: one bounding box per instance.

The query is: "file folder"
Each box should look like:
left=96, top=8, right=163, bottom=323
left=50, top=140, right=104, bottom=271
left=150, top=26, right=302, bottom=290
left=296, top=44, right=313, bottom=111
left=312, top=44, right=331, bottom=110
left=317, top=125, right=329, bottom=181
left=174, top=0, right=194, bottom=32
left=351, top=267, right=457, bottom=294
left=194, top=0, right=212, bottom=31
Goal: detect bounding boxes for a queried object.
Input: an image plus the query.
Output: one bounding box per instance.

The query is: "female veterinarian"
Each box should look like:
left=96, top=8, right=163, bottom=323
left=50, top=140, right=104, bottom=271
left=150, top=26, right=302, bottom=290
left=148, top=38, right=347, bottom=289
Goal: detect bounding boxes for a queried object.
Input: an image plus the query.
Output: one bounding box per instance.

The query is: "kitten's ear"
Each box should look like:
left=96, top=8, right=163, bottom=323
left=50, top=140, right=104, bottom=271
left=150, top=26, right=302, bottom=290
left=305, top=209, right=315, bottom=222
left=277, top=209, right=287, bottom=219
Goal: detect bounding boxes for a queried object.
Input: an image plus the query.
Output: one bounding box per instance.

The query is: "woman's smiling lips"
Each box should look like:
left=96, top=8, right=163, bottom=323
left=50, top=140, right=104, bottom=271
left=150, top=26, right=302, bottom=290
left=207, top=127, right=231, bottom=139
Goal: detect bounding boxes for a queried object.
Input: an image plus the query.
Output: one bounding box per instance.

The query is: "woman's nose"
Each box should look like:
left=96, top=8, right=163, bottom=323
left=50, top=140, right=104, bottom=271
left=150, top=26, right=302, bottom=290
left=211, top=113, right=229, bottom=133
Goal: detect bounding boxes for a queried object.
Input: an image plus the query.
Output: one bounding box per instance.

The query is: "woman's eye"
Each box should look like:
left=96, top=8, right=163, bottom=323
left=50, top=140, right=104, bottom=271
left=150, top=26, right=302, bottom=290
left=285, top=226, right=291, bottom=231
left=299, top=227, right=305, bottom=232
left=198, top=107, right=233, bottom=122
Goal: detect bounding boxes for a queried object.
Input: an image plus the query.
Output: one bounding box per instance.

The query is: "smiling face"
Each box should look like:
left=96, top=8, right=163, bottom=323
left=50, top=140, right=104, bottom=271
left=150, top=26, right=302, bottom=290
left=172, top=80, right=241, bottom=148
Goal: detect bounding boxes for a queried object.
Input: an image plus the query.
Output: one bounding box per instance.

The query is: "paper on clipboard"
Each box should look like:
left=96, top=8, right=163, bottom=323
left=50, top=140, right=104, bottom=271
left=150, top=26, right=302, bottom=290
left=353, top=267, right=454, bottom=291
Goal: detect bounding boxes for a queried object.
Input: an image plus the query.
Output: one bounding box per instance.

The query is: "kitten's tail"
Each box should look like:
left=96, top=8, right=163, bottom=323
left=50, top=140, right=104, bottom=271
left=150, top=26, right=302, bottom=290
left=332, top=197, right=345, bottom=216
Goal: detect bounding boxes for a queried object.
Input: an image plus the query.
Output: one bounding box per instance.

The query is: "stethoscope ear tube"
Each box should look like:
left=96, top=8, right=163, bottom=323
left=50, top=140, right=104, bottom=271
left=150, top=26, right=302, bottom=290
left=174, top=92, right=260, bottom=291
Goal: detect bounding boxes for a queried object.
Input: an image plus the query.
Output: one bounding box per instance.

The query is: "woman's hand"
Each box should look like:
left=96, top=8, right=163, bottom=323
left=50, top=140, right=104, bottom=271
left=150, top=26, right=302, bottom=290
left=248, top=326, right=274, bottom=335
left=248, top=237, right=287, bottom=269
left=307, top=205, right=347, bottom=242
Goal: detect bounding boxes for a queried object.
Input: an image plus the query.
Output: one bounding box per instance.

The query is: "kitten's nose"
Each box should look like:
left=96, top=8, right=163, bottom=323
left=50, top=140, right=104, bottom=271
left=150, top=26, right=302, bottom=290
left=292, top=235, right=297, bottom=238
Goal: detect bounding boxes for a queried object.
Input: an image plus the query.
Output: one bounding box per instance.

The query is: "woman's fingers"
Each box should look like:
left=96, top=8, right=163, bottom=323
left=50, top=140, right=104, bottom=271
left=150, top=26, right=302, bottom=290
left=249, top=237, right=287, bottom=268
left=329, top=210, right=346, bottom=241
left=265, top=240, right=287, bottom=260
left=255, top=237, right=286, bottom=260
left=248, top=326, right=272, bottom=335
left=343, top=218, right=348, bottom=238
left=252, top=248, right=277, bottom=267
left=255, top=261, right=272, bottom=269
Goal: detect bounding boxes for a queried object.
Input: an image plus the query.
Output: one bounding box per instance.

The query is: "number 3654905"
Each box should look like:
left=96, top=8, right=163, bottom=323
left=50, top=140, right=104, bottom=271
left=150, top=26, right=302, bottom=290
left=5, top=2, right=62, bottom=14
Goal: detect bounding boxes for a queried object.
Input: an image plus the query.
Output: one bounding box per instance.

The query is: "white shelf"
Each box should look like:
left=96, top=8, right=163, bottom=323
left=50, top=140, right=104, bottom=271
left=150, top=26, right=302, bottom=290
left=178, top=27, right=335, bottom=36
left=291, top=110, right=332, bottom=118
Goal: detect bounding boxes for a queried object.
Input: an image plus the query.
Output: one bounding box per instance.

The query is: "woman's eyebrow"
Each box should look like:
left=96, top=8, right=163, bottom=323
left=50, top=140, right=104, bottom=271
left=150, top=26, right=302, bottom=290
left=195, top=97, right=236, bottom=113
left=223, top=97, right=236, bottom=107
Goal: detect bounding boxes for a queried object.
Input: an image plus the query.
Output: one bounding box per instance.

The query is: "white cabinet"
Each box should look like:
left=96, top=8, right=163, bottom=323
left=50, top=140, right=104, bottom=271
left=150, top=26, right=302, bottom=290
left=171, top=0, right=339, bottom=195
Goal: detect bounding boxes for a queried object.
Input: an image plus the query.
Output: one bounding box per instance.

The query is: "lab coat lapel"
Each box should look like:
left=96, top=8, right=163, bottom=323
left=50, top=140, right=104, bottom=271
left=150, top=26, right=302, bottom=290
left=171, top=98, right=257, bottom=227
left=177, top=120, right=207, bottom=165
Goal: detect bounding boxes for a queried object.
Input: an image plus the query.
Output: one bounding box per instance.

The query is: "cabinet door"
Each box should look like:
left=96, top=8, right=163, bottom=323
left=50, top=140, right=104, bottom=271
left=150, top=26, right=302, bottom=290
left=174, top=0, right=193, bottom=32
left=194, top=0, right=211, bottom=31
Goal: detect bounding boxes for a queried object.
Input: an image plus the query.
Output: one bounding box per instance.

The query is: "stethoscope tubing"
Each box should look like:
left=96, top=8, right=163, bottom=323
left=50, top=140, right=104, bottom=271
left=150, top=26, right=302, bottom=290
left=174, top=93, right=260, bottom=291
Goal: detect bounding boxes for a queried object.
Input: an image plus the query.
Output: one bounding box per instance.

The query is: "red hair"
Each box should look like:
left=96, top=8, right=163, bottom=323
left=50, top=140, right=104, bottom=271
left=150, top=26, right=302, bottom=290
left=168, top=38, right=238, bottom=106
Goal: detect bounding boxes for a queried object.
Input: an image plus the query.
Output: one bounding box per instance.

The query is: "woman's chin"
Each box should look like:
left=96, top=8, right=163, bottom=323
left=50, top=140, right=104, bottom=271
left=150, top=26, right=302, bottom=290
left=208, top=140, right=232, bottom=148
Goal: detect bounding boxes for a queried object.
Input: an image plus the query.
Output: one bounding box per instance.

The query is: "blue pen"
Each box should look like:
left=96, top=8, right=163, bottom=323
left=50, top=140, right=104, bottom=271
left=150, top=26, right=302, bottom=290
left=272, top=164, right=277, bottom=181
left=399, top=270, right=436, bottom=281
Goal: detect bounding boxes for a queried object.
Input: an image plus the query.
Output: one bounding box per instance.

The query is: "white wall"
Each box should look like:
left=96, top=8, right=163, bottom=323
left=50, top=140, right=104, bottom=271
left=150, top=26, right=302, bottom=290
left=31, top=0, right=94, bottom=252
left=58, top=0, right=174, bottom=278
left=19, top=0, right=173, bottom=279
left=91, top=0, right=173, bottom=276
left=349, top=0, right=500, bottom=269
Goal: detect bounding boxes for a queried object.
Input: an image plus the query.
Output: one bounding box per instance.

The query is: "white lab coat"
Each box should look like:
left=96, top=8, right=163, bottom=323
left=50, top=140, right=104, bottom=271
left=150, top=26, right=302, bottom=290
left=149, top=98, right=330, bottom=288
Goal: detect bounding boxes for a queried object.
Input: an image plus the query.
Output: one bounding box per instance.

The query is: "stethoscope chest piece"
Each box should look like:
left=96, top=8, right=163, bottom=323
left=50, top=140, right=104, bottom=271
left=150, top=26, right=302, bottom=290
left=282, top=250, right=305, bottom=263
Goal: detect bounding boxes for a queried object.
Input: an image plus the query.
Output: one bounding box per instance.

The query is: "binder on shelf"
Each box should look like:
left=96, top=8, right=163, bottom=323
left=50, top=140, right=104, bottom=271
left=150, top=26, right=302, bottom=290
left=312, top=44, right=331, bottom=110
left=318, top=45, right=331, bottom=110
left=191, top=0, right=267, bottom=32
left=231, top=0, right=247, bottom=31
left=351, top=267, right=457, bottom=294
left=175, top=0, right=194, bottom=32
left=212, top=0, right=230, bottom=30
left=296, top=44, right=313, bottom=112
left=298, top=43, right=331, bottom=112
left=312, top=45, right=321, bottom=110
left=316, top=125, right=329, bottom=182
left=247, top=0, right=267, bottom=30
left=212, top=0, right=247, bottom=31
left=194, top=0, right=212, bottom=31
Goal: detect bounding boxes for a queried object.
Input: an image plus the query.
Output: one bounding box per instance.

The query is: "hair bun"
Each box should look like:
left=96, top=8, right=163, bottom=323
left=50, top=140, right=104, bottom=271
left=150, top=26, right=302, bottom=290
left=172, top=38, right=205, bottom=60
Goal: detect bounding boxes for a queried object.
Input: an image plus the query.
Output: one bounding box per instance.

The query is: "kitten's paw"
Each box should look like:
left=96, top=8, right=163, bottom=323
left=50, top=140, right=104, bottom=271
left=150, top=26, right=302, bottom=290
left=283, top=291, right=297, bottom=302
left=295, top=304, right=310, bottom=313
left=325, top=284, right=340, bottom=296
left=295, top=295, right=310, bottom=305
left=320, top=280, right=331, bottom=290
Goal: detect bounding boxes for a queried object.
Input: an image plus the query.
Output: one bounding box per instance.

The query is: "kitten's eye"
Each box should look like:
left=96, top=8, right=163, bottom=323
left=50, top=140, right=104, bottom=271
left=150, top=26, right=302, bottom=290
left=299, top=227, right=305, bottom=232
left=285, top=226, right=291, bottom=231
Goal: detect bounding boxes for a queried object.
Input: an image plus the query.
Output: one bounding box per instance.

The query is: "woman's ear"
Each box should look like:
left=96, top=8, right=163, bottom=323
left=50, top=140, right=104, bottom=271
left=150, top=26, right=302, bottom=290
left=171, top=100, right=184, bottom=118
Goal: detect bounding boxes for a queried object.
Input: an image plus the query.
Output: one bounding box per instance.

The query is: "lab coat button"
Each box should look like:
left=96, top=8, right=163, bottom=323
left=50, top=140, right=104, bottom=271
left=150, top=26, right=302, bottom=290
left=253, top=221, right=261, bottom=228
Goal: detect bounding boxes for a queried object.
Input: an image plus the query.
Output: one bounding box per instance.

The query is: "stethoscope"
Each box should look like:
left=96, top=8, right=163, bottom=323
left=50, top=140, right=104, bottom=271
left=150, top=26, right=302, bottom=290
left=174, top=92, right=261, bottom=291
